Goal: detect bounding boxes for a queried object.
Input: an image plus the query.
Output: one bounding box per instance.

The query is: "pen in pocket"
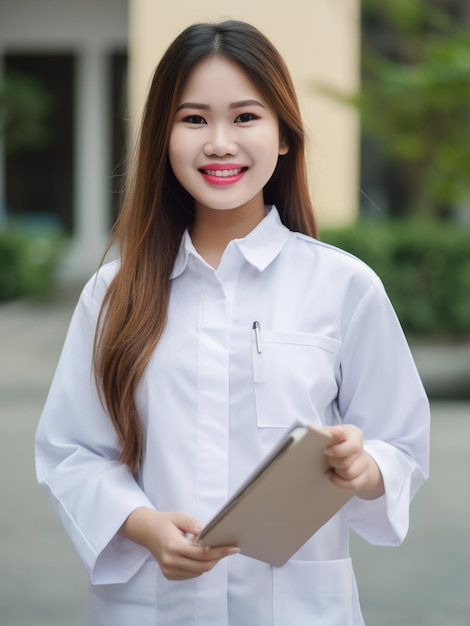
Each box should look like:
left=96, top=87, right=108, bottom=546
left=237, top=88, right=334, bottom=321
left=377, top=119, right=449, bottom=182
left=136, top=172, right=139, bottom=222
left=253, top=321, right=262, bottom=354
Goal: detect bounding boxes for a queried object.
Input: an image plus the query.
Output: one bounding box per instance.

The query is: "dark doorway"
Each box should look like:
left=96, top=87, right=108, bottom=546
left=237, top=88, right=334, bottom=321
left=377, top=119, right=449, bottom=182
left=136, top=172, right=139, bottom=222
left=109, top=51, right=128, bottom=226
left=5, top=53, right=75, bottom=233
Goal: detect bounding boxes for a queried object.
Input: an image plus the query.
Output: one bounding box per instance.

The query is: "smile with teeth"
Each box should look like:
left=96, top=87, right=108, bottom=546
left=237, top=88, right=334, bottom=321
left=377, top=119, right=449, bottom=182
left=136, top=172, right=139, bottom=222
left=200, top=167, right=248, bottom=177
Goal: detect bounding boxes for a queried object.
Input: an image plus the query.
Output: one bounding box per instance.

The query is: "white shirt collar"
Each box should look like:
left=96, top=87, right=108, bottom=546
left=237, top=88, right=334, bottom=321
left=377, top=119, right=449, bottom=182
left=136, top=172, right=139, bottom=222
left=170, top=206, right=291, bottom=279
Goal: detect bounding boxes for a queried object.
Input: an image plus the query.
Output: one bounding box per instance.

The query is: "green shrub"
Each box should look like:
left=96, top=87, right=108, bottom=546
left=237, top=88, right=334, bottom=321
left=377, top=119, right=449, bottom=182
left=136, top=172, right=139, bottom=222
left=321, top=219, right=470, bottom=336
left=0, top=228, right=66, bottom=301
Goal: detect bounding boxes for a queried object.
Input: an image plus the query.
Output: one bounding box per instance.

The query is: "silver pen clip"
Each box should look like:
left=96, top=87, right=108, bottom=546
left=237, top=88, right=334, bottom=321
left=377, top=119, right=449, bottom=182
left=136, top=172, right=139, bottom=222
left=253, top=321, right=262, bottom=354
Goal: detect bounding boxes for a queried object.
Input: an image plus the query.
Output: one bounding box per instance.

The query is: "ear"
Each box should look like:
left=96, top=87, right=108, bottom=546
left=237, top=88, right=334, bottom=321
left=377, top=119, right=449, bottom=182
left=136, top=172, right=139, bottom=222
left=279, top=136, right=289, bottom=156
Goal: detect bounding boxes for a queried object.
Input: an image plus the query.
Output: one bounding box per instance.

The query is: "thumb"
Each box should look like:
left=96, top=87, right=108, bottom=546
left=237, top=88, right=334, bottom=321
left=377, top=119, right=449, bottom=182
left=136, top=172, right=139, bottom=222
left=171, top=511, right=204, bottom=536
left=324, top=425, right=347, bottom=444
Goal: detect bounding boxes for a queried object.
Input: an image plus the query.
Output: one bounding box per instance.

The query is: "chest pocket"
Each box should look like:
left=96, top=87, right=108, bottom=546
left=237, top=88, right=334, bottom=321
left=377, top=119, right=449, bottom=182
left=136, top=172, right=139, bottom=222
left=252, top=331, right=341, bottom=428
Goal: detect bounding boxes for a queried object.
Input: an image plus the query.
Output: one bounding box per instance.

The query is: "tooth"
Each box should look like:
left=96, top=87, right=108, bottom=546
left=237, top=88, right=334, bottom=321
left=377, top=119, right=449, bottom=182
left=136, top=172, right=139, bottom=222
left=205, top=168, right=242, bottom=177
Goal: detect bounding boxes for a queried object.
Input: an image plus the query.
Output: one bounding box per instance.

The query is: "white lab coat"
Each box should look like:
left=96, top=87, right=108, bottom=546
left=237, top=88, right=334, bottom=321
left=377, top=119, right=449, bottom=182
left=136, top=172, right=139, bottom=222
left=35, top=207, right=430, bottom=625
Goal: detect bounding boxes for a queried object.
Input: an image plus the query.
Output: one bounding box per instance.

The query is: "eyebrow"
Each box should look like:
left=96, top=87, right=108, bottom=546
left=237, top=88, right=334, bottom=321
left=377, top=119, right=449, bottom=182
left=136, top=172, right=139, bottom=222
left=176, top=99, right=266, bottom=111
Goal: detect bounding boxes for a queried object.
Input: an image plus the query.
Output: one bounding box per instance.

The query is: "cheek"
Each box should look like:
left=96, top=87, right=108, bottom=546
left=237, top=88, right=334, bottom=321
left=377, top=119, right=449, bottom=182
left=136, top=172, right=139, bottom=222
left=168, top=132, right=181, bottom=171
left=256, top=124, right=283, bottom=157
left=256, top=134, right=283, bottom=174
left=168, top=135, right=191, bottom=185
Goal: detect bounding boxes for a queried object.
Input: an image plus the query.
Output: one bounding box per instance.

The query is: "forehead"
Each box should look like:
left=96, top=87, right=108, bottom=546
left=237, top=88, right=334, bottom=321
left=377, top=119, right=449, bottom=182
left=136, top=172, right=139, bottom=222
left=179, top=55, right=266, bottom=104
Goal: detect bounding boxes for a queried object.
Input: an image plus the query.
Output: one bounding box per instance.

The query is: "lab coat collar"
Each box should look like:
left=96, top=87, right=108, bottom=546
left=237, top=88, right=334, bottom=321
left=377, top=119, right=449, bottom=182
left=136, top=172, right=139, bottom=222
left=170, top=206, right=291, bottom=278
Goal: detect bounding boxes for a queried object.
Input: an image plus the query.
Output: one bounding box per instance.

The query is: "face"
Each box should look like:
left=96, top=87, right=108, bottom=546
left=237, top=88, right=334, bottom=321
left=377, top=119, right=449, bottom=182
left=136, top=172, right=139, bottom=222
left=169, top=56, right=288, bottom=219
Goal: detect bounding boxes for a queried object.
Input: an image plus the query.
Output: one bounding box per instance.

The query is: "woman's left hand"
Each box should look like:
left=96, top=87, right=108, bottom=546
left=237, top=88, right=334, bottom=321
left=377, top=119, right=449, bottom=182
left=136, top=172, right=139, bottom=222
left=323, top=425, right=385, bottom=500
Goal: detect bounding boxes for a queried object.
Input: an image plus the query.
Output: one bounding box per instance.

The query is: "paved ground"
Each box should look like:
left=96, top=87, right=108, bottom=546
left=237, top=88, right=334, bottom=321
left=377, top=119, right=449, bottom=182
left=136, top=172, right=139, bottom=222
left=1, top=288, right=469, bottom=625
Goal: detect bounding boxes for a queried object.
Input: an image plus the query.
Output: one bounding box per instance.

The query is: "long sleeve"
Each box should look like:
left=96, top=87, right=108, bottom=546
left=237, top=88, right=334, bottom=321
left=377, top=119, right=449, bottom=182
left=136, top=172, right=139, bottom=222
left=34, top=210, right=431, bottom=625
left=35, top=268, right=154, bottom=584
left=337, top=278, right=430, bottom=545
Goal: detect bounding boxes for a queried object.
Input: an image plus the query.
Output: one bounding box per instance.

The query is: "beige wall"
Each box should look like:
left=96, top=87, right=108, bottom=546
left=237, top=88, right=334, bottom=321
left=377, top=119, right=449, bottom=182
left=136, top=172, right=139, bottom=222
left=128, top=0, right=360, bottom=226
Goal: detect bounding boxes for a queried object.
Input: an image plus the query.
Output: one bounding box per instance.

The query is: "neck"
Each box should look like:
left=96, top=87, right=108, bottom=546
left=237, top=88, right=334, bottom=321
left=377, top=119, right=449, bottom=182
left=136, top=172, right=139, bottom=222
left=190, top=202, right=266, bottom=268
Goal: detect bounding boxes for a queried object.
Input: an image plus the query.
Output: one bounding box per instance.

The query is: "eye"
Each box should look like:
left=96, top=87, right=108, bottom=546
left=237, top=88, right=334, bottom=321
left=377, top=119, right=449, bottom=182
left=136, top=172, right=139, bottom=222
left=183, top=115, right=206, bottom=125
left=234, top=112, right=259, bottom=124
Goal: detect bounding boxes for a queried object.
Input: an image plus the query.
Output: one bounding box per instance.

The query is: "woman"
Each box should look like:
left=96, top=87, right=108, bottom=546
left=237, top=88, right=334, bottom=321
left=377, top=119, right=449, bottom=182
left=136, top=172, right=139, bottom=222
left=36, top=20, right=429, bottom=625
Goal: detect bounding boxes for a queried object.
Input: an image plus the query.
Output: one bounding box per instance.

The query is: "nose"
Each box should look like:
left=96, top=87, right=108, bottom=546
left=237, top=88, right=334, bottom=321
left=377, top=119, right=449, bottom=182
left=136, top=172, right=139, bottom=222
left=204, top=123, right=238, bottom=157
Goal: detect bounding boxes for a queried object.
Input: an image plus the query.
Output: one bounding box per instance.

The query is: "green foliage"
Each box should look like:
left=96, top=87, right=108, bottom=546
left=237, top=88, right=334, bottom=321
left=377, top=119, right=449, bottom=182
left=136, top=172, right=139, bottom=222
left=0, top=70, right=52, bottom=154
left=317, top=0, right=470, bottom=216
left=321, top=219, right=470, bottom=336
left=0, top=228, right=66, bottom=301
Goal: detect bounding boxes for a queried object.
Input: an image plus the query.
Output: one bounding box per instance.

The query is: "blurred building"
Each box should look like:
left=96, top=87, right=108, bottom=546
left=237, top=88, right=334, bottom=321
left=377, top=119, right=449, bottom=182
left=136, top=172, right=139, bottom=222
left=0, top=0, right=359, bottom=280
left=0, top=0, right=128, bottom=278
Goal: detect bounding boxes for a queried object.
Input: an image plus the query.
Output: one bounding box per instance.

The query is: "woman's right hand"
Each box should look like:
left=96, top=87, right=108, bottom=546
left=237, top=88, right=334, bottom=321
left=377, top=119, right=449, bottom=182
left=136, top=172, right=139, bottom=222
left=120, top=507, right=239, bottom=580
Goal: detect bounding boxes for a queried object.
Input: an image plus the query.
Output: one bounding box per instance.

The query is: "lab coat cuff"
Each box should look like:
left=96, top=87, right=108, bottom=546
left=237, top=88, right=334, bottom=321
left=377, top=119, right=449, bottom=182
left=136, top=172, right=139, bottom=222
left=345, top=440, right=420, bottom=546
left=91, top=527, right=151, bottom=586
left=41, top=462, right=156, bottom=585
left=89, top=493, right=157, bottom=585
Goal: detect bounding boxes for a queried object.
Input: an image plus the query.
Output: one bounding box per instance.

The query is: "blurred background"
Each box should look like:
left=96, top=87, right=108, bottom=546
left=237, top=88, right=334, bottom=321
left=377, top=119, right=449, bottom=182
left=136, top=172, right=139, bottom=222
left=0, top=1, right=469, bottom=624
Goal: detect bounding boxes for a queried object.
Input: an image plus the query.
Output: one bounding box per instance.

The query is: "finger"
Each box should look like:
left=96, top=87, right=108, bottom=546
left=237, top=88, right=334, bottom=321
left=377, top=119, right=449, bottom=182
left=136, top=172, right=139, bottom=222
left=327, top=467, right=367, bottom=491
left=326, top=449, right=362, bottom=471
left=329, top=451, right=369, bottom=479
left=163, top=555, right=225, bottom=580
left=171, top=511, right=205, bottom=537
left=323, top=426, right=352, bottom=458
left=329, top=461, right=361, bottom=480
left=160, top=546, right=238, bottom=580
left=186, top=542, right=239, bottom=562
left=157, top=549, right=212, bottom=579
left=324, top=425, right=347, bottom=444
left=161, top=567, right=203, bottom=581
left=325, top=430, right=363, bottom=460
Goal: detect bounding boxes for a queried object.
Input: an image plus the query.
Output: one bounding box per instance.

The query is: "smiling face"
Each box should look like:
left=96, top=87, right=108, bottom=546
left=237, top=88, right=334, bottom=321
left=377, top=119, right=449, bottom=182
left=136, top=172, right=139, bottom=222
left=169, top=55, right=288, bottom=221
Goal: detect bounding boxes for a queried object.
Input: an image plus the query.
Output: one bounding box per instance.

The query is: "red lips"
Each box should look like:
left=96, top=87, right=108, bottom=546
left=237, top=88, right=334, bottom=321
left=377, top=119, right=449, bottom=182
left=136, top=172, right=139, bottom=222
left=199, top=163, right=248, bottom=186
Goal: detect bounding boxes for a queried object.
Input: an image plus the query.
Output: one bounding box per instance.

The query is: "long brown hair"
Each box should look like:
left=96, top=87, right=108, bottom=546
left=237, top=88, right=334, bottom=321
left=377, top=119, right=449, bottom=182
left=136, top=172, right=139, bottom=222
left=94, top=20, right=318, bottom=473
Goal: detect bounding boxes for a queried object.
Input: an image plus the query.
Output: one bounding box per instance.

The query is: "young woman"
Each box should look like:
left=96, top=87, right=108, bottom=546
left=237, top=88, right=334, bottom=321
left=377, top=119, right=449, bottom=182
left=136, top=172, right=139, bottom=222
left=35, top=20, right=430, bottom=626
